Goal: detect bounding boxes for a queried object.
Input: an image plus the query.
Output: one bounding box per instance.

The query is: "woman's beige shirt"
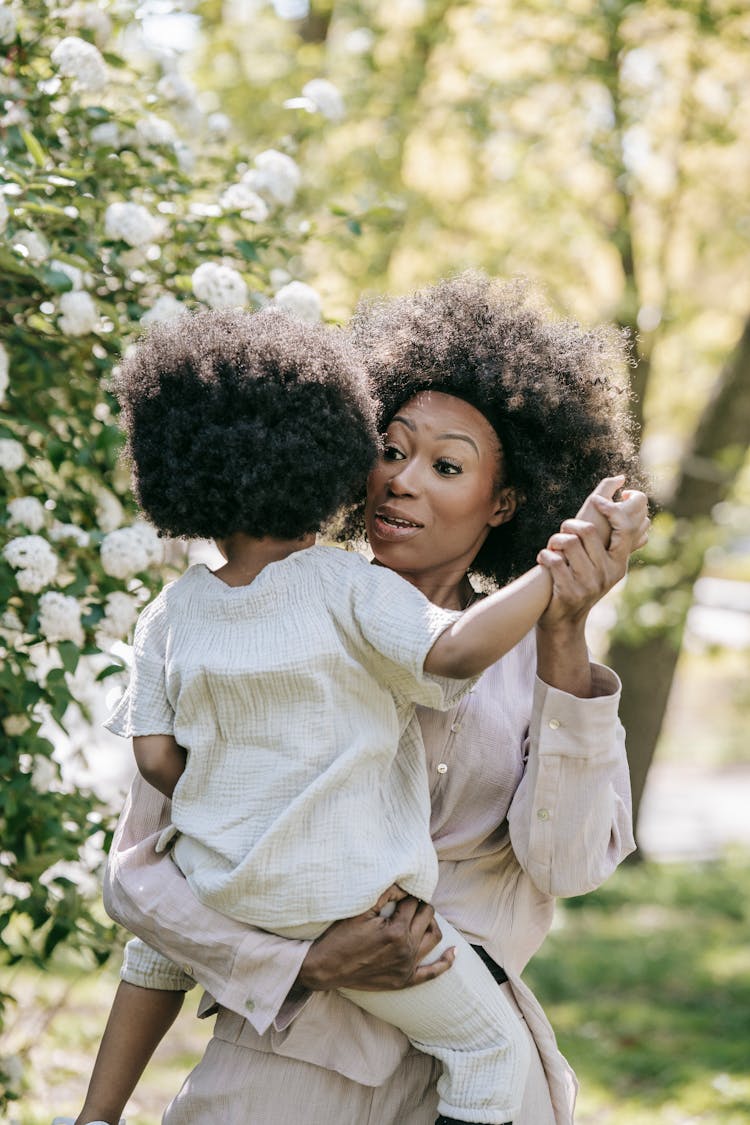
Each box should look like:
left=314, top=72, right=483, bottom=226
left=106, top=633, right=634, bottom=1125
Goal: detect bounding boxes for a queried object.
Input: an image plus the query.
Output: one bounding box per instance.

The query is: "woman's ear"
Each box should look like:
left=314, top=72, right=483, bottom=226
left=488, top=486, right=518, bottom=528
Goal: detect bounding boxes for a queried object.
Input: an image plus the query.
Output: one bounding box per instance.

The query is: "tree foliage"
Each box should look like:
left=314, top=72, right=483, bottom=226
left=0, top=0, right=334, bottom=1105
left=197, top=0, right=750, bottom=836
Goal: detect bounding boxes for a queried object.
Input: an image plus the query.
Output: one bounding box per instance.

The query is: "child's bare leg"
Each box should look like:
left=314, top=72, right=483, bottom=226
left=74, top=981, right=184, bottom=1125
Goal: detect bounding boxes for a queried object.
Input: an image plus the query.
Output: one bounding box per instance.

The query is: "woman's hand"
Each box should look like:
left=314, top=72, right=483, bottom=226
left=534, top=482, right=649, bottom=696
left=296, top=885, right=454, bottom=993
left=537, top=484, right=650, bottom=631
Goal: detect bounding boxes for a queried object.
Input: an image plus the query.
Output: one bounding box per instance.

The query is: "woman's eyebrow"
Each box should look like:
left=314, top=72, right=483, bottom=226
left=389, top=414, right=415, bottom=431
left=437, top=432, right=479, bottom=455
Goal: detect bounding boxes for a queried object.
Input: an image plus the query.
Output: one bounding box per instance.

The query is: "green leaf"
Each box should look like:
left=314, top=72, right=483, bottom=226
left=95, top=663, right=125, bottom=682
left=346, top=219, right=362, bottom=236
left=40, top=268, right=74, bottom=294
left=235, top=239, right=259, bottom=262
left=20, top=129, right=46, bottom=168
left=58, top=642, right=80, bottom=675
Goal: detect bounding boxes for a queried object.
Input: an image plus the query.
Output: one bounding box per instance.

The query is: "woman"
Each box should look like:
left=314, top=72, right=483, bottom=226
left=96, top=274, right=648, bottom=1124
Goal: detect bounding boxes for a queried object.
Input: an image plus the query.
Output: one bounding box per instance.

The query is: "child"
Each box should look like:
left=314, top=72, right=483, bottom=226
left=71, top=307, right=615, bottom=1125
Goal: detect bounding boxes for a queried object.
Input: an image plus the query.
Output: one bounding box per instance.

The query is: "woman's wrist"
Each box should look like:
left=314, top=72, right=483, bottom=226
left=535, top=619, right=593, bottom=698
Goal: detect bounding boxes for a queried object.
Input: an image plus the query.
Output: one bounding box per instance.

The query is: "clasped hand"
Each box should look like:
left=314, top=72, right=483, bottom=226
left=537, top=476, right=650, bottom=629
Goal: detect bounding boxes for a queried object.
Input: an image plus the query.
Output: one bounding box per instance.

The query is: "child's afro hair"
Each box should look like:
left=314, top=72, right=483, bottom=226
left=341, top=272, right=642, bottom=587
left=115, top=307, right=379, bottom=541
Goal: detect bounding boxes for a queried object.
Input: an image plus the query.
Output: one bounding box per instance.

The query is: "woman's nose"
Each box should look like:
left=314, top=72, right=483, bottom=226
left=387, top=461, right=420, bottom=496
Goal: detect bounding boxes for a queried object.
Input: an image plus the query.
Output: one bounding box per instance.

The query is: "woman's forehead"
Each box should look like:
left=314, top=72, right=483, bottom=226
left=389, top=391, right=500, bottom=452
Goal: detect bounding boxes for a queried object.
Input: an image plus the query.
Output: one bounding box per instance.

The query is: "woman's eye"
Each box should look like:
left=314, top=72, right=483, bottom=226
left=435, top=458, right=462, bottom=476
left=382, top=443, right=405, bottom=462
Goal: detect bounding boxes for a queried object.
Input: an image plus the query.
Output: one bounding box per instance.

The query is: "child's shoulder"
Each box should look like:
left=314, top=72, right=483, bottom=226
left=135, top=566, right=200, bottom=626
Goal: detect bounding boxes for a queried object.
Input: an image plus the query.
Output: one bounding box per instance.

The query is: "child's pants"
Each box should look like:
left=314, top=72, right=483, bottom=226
left=338, top=913, right=529, bottom=1125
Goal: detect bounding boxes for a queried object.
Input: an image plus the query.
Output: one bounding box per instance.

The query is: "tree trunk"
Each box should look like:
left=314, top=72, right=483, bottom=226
left=609, top=315, right=750, bottom=845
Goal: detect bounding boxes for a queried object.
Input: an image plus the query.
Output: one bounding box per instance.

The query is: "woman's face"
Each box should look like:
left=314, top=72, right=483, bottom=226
left=365, top=391, right=516, bottom=589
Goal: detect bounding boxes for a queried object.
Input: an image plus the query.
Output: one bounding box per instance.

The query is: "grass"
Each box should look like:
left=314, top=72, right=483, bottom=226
left=524, top=855, right=750, bottom=1123
left=8, top=854, right=750, bottom=1124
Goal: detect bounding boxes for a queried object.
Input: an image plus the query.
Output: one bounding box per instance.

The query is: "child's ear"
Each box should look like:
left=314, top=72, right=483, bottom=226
left=488, top=486, right=518, bottom=528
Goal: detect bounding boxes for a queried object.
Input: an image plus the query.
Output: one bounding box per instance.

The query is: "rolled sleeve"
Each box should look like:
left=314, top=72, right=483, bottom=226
left=508, top=663, right=635, bottom=897
left=104, top=776, right=312, bottom=1035
left=121, top=937, right=197, bottom=992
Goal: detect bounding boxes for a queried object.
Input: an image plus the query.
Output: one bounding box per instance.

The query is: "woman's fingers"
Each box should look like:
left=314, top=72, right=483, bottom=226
left=590, top=489, right=650, bottom=560
left=410, top=945, right=456, bottom=985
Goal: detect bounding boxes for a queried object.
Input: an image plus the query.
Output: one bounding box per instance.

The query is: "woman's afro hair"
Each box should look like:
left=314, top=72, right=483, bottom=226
left=115, top=307, right=379, bottom=541
left=342, top=272, right=642, bottom=587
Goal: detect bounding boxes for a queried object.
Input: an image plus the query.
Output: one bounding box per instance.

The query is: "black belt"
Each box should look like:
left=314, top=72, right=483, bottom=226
left=471, top=943, right=508, bottom=985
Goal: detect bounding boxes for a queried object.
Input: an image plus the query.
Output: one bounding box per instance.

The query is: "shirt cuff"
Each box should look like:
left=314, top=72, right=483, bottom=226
left=532, top=663, right=622, bottom=760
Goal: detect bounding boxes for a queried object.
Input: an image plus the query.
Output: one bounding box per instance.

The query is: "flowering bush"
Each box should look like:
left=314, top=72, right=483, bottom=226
left=0, top=0, right=331, bottom=1105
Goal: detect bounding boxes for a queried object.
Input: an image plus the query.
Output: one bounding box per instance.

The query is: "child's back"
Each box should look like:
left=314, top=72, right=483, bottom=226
left=107, top=544, right=467, bottom=933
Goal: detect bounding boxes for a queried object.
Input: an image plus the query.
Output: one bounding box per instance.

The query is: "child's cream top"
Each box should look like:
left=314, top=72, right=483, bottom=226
left=106, top=545, right=468, bottom=931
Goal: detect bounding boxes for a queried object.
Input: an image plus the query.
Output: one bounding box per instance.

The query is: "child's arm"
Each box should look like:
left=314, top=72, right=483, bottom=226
left=132, top=734, right=186, bottom=798
left=73, top=981, right=184, bottom=1125
left=424, top=564, right=553, bottom=677
left=425, top=476, right=624, bottom=679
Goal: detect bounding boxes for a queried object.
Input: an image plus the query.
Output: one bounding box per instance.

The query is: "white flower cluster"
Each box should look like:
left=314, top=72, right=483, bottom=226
left=50, top=258, right=87, bottom=291
left=98, top=591, right=140, bottom=641
left=3, top=535, right=58, bottom=593
left=0, top=6, right=17, bottom=46
left=192, top=262, right=248, bottom=309
left=94, top=488, right=124, bottom=533
left=157, top=71, right=196, bottom=106
left=3, top=713, right=30, bottom=737
left=207, top=112, right=231, bottom=139
left=49, top=521, right=90, bottom=547
left=274, top=280, right=322, bottom=323
left=0, top=191, right=9, bottom=232
left=135, top=114, right=176, bottom=149
left=0, top=341, right=8, bottom=400
left=7, top=497, right=46, bottom=533
left=0, top=607, right=23, bottom=644
left=244, top=149, right=301, bottom=207
left=58, top=290, right=98, bottom=336
left=272, top=0, right=309, bottom=18
left=51, top=36, right=108, bottom=93
left=65, top=1, right=113, bottom=45
left=0, top=438, right=25, bottom=471
left=301, top=79, right=345, bottom=122
left=105, top=202, right=162, bottom=248
left=100, top=523, right=161, bottom=579
left=219, top=182, right=269, bottom=221
left=38, top=591, right=84, bottom=646
left=141, top=294, right=186, bottom=326
left=14, top=229, right=49, bottom=264
left=90, top=121, right=121, bottom=149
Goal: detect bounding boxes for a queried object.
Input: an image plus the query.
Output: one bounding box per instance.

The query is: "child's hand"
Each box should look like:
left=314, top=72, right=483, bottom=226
left=574, top=475, right=626, bottom=548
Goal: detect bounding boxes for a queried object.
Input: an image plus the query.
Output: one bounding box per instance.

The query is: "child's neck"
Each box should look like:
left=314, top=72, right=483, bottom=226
left=212, top=532, right=316, bottom=587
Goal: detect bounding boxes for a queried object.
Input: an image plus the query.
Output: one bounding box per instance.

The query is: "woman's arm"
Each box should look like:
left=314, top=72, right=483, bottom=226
left=508, top=488, right=649, bottom=895
left=105, top=777, right=449, bottom=1030
left=425, top=477, right=633, bottom=680
left=535, top=487, right=649, bottom=697
left=507, top=665, right=635, bottom=897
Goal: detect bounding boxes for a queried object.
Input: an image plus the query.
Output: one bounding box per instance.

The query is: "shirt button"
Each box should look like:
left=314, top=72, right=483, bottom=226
left=245, top=997, right=255, bottom=1012
left=537, top=808, right=550, bottom=821
left=548, top=718, right=561, bottom=730
left=450, top=722, right=461, bottom=733
left=437, top=763, right=448, bottom=774
left=182, top=964, right=194, bottom=977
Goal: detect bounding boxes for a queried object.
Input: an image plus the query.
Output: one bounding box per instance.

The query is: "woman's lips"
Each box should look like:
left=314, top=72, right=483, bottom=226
left=372, top=512, right=423, bottom=541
